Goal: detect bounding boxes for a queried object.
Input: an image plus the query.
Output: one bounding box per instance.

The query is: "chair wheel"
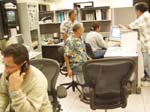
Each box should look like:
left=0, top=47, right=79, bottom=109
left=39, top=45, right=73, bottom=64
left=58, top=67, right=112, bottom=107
left=136, top=87, right=141, bottom=94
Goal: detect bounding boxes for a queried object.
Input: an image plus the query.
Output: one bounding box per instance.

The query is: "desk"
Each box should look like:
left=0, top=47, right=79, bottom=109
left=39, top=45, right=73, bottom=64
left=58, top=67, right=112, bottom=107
left=29, top=51, right=42, bottom=59
left=104, top=46, right=142, bottom=94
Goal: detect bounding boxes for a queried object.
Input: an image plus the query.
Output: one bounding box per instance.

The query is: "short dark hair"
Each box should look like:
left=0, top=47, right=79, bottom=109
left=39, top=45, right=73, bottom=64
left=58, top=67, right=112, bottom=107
left=134, top=2, right=149, bottom=13
left=68, top=10, right=76, bottom=17
left=3, top=44, right=29, bottom=65
left=72, top=23, right=82, bottom=32
left=90, top=22, right=100, bottom=31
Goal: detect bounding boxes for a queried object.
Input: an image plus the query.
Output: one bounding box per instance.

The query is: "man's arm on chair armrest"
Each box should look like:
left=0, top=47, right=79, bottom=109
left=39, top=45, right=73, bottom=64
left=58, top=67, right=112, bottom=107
left=64, top=55, right=72, bottom=78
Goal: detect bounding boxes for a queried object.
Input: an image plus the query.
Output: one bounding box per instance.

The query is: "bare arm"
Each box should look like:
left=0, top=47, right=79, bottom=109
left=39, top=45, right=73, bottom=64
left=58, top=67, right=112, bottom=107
left=64, top=55, right=72, bottom=78
left=61, top=33, right=68, bottom=42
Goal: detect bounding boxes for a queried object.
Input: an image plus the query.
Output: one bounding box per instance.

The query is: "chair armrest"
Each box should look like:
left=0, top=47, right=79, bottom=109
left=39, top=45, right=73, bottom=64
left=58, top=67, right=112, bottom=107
left=57, top=86, right=67, bottom=98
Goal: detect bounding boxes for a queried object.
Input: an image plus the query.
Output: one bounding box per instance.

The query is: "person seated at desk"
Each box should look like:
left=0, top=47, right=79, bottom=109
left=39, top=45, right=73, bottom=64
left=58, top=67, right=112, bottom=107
left=85, top=22, right=108, bottom=58
left=64, top=23, right=90, bottom=103
left=0, top=44, right=52, bottom=112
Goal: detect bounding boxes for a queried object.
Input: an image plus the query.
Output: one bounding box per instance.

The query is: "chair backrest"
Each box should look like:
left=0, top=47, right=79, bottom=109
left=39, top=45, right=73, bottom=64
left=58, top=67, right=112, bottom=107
left=42, top=45, right=64, bottom=66
left=30, top=58, right=60, bottom=93
left=82, top=57, right=135, bottom=110
left=85, top=43, right=106, bottom=59
left=85, top=43, right=95, bottom=58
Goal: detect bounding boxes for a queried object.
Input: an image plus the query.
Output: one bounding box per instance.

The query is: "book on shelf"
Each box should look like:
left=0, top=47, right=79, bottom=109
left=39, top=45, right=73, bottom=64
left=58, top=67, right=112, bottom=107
left=56, top=11, right=69, bottom=23
left=101, top=9, right=107, bottom=20
left=106, top=9, right=111, bottom=20
left=96, top=9, right=102, bottom=20
left=85, top=13, right=95, bottom=20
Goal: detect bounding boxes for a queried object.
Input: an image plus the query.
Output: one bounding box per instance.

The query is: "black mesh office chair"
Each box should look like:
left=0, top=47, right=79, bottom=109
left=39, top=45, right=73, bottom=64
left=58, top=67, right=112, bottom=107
left=82, top=58, right=135, bottom=111
left=42, top=45, right=81, bottom=93
left=30, top=58, right=67, bottom=112
left=85, top=43, right=106, bottom=59
left=42, top=45, right=64, bottom=66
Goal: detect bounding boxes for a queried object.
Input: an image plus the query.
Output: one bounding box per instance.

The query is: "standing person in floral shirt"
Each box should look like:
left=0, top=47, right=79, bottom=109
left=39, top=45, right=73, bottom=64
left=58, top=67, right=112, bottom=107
left=60, top=10, right=77, bottom=42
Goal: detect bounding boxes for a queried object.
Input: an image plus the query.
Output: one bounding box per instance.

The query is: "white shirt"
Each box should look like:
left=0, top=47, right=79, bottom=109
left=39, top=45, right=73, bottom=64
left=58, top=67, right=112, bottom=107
left=85, top=31, right=107, bottom=51
left=129, top=11, right=150, bottom=54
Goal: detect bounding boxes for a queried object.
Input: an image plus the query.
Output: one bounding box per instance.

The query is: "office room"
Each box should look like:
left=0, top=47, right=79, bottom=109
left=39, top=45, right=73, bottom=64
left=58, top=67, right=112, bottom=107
left=0, top=0, right=150, bottom=112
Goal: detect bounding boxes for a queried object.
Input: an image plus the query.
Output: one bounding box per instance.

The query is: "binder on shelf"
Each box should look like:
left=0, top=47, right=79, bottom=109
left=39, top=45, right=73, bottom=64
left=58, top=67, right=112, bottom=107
left=96, top=9, right=102, bottom=20
left=101, top=9, right=107, bottom=20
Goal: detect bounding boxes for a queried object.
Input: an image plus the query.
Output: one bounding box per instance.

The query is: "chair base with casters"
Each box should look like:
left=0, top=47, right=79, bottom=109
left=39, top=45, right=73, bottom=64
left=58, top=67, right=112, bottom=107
left=60, top=63, right=82, bottom=93
left=60, top=75, right=82, bottom=93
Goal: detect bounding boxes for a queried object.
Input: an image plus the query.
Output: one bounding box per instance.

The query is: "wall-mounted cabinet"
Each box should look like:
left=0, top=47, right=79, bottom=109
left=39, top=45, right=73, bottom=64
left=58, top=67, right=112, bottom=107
left=18, top=3, right=40, bottom=50
left=39, top=3, right=50, bottom=12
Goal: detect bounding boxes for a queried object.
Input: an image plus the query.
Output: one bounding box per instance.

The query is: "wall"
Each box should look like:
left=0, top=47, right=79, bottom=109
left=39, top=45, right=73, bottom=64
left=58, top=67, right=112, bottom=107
left=110, top=0, right=133, bottom=8
left=53, top=0, right=133, bottom=10
left=17, top=0, right=50, bottom=3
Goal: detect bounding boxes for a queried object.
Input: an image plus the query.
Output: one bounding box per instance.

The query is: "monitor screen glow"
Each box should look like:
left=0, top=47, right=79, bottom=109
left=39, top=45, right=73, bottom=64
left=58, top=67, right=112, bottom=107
left=6, top=11, right=16, bottom=22
left=110, top=27, right=121, bottom=41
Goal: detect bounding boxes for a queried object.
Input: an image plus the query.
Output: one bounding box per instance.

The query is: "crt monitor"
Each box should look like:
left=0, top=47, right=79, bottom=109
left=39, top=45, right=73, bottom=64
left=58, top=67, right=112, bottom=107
left=109, top=26, right=121, bottom=41
left=6, top=10, right=16, bottom=22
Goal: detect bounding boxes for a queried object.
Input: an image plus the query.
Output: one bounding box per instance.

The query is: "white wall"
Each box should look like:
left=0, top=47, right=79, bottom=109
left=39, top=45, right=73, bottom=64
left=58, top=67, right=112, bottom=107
left=53, top=0, right=133, bottom=10
left=17, top=0, right=50, bottom=3
left=110, top=0, right=133, bottom=8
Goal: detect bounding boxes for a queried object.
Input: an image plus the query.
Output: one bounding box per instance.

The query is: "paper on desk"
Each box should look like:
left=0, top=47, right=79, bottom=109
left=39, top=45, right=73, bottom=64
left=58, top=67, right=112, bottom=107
left=121, top=31, right=138, bottom=53
left=104, top=47, right=137, bottom=57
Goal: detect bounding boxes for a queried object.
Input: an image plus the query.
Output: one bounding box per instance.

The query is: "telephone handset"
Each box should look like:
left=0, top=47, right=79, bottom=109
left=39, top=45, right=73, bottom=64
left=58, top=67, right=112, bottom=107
left=20, top=63, right=28, bottom=75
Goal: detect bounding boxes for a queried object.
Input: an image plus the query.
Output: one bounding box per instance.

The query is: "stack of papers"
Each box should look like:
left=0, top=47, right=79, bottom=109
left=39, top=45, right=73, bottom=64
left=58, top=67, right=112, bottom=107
left=104, top=47, right=137, bottom=57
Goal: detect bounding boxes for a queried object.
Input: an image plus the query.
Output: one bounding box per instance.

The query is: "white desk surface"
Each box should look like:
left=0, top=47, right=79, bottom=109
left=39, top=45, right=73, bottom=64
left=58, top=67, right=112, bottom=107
left=0, top=51, right=41, bottom=73
left=104, top=46, right=138, bottom=57
left=42, top=42, right=64, bottom=46
left=29, top=51, right=41, bottom=60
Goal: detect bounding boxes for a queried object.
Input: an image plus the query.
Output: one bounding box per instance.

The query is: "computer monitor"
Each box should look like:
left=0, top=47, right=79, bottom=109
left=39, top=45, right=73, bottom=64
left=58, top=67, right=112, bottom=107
left=109, top=26, right=121, bottom=41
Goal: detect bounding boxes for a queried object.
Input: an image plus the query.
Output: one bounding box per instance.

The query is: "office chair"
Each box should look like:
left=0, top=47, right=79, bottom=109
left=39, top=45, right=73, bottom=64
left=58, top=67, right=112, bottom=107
left=42, top=45, right=63, bottom=65
left=85, top=43, right=106, bottom=59
left=42, top=45, right=81, bottom=93
left=42, top=45, right=67, bottom=75
left=58, top=46, right=82, bottom=93
left=30, top=58, right=67, bottom=112
left=82, top=57, right=135, bottom=111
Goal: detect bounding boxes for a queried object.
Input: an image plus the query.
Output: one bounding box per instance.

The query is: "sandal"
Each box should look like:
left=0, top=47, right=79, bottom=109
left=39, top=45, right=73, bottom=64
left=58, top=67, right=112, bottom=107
left=79, top=94, right=90, bottom=104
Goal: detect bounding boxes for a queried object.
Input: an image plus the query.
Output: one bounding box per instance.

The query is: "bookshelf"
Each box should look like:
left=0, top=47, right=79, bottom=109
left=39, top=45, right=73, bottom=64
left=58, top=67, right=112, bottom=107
left=80, top=6, right=111, bottom=21
left=39, top=9, right=70, bottom=23
left=39, top=6, right=112, bottom=37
